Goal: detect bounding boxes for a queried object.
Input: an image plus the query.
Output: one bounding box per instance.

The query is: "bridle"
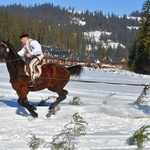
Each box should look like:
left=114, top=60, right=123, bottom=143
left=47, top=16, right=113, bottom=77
left=0, top=42, right=22, bottom=62
left=0, top=42, right=10, bottom=52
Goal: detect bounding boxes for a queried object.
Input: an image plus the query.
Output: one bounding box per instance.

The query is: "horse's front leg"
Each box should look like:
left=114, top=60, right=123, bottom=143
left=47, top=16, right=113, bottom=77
left=18, top=97, right=38, bottom=118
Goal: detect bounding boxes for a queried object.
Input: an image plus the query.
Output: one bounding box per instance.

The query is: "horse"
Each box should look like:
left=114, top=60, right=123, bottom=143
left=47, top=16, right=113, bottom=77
left=0, top=40, right=83, bottom=117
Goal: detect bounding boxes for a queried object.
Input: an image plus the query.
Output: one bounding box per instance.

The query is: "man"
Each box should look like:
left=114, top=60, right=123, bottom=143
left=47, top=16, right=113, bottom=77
left=18, top=33, right=44, bottom=87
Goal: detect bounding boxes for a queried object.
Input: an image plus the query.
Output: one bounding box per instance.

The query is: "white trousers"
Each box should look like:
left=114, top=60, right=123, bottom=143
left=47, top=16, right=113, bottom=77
left=29, top=53, right=44, bottom=81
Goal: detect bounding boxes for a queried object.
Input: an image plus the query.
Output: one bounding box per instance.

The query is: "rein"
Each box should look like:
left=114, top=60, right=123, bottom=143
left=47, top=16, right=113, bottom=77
left=70, top=79, right=150, bottom=87
left=0, top=42, right=9, bottom=52
left=4, top=57, right=22, bottom=63
left=37, top=76, right=150, bottom=87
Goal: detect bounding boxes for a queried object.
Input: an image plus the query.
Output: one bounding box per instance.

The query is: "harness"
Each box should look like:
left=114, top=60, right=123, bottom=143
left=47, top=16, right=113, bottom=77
left=24, top=38, right=34, bottom=54
left=23, top=38, right=39, bottom=63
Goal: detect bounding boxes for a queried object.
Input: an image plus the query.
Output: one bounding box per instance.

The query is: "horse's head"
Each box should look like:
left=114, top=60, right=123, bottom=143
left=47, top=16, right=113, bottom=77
left=0, top=40, right=10, bottom=60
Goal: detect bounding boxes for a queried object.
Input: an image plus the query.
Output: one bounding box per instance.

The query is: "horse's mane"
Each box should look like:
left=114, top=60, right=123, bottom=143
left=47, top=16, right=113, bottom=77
left=6, top=42, right=25, bottom=68
left=7, top=43, right=21, bottom=58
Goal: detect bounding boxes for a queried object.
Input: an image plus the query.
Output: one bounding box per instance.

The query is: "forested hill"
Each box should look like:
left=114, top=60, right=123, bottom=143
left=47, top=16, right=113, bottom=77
left=0, top=3, right=141, bottom=58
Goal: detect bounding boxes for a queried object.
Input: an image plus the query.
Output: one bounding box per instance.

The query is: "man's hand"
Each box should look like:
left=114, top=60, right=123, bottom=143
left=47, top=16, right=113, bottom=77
left=26, top=53, right=32, bottom=58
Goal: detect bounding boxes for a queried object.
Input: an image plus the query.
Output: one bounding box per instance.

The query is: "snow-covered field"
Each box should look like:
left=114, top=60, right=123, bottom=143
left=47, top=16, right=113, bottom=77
left=0, top=62, right=150, bottom=149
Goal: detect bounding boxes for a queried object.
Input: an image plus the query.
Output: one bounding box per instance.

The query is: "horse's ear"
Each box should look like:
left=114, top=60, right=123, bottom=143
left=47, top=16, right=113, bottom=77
left=2, top=37, right=9, bottom=44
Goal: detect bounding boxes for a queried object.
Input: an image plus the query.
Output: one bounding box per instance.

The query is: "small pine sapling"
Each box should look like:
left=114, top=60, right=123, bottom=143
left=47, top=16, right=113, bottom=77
left=29, top=133, right=44, bottom=150
left=128, top=125, right=150, bottom=148
left=28, top=113, right=88, bottom=149
left=0, top=95, right=4, bottom=98
left=50, top=112, right=88, bottom=149
left=135, top=85, right=149, bottom=104
left=68, top=96, right=83, bottom=105
left=37, top=95, right=57, bottom=106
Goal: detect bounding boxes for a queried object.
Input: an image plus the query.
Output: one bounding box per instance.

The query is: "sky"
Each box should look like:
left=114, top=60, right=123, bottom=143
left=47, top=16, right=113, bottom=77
left=0, top=0, right=145, bottom=16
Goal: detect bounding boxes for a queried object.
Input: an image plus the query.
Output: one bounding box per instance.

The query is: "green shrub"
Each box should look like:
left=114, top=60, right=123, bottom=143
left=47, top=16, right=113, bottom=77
left=37, top=95, right=57, bottom=106
left=51, top=112, right=88, bottom=149
left=135, top=85, right=149, bottom=104
left=29, top=112, right=88, bottom=149
left=68, top=96, right=82, bottom=105
left=128, top=125, right=150, bottom=148
left=29, top=134, right=44, bottom=150
left=0, top=95, right=4, bottom=98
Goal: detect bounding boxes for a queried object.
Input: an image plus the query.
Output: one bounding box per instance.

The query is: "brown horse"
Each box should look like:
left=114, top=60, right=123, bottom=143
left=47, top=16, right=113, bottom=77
left=0, top=40, right=83, bottom=117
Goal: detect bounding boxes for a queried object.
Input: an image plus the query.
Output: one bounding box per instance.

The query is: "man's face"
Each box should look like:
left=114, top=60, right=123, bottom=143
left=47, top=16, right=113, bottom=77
left=20, top=37, right=28, bottom=44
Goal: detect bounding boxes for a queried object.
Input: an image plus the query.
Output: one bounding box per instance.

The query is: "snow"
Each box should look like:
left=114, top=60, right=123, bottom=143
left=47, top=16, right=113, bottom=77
left=84, top=30, right=111, bottom=42
left=127, top=26, right=139, bottom=30
left=84, top=30, right=126, bottom=50
left=127, top=16, right=141, bottom=21
left=0, top=63, right=150, bottom=149
left=70, top=17, right=86, bottom=26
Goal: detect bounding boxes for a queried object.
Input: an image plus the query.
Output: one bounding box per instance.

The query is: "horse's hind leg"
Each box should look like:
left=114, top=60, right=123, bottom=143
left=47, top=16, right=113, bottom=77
left=48, top=89, right=68, bottom=113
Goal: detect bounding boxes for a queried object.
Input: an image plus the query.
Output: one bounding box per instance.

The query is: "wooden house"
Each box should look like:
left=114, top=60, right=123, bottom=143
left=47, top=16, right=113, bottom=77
left=42, top=47, right=127, bottom=69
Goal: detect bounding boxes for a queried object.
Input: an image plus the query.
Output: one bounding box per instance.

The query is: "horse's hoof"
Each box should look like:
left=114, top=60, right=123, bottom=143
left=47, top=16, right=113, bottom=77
left=30, top=110, right=38, bottom=118
left=46, top=106, right=60, bottom=117
left=45, top=112, right=51, bottom=118
left=46, top=108, right=55, bottom=117
left=32, top=113, right=38, bottom=118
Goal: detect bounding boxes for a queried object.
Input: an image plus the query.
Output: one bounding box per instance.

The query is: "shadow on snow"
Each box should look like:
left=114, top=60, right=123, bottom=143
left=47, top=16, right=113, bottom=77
left=129, top=102, right=150, bottom=115
left=0, top=98, right=52, bottom=117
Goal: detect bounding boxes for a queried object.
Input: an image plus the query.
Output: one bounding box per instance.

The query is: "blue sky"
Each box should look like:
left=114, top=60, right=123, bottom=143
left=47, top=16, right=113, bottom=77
left=0, top=0, right=144, bottom=16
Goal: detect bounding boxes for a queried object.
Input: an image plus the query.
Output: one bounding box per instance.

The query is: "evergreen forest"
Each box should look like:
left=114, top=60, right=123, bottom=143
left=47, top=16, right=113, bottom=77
left=128, top=0, right=150, bottom=74
left=0, top=1, right=149, bottom=74
left=0, top=3, right=140, bottom=50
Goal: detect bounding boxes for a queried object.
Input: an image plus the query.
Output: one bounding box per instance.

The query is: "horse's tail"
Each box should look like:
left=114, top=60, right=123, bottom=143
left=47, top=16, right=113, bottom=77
left=67, top=65, right=83, bottom=77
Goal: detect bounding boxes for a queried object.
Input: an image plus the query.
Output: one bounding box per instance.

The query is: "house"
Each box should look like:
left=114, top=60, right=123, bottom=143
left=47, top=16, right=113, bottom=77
left=101, top=55, right=127, bottom=69
left=42, top=47, right=127, bottom=69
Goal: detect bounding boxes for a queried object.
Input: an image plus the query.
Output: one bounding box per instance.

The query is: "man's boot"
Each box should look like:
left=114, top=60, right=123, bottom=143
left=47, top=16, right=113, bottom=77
left=29, top=80, right=34, bottom=88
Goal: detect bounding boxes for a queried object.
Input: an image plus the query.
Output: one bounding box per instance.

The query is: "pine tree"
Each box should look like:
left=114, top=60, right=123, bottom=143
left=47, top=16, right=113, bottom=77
left=128, top=40, right=137, bottom=71
left=128, top=0, right=150, bottom=74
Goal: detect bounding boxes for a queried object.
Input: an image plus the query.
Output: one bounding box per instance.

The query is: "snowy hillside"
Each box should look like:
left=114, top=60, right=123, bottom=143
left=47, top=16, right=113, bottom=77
left=68, top=9, right=140, bottom=50
left=84, top=30, right=126, bottom=50
left=0, top=63, right=150, bottom=149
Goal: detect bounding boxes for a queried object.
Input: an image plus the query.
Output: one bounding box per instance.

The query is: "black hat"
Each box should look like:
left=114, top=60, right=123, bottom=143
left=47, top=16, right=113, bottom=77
left=19, top=33, right=28, bottom=39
